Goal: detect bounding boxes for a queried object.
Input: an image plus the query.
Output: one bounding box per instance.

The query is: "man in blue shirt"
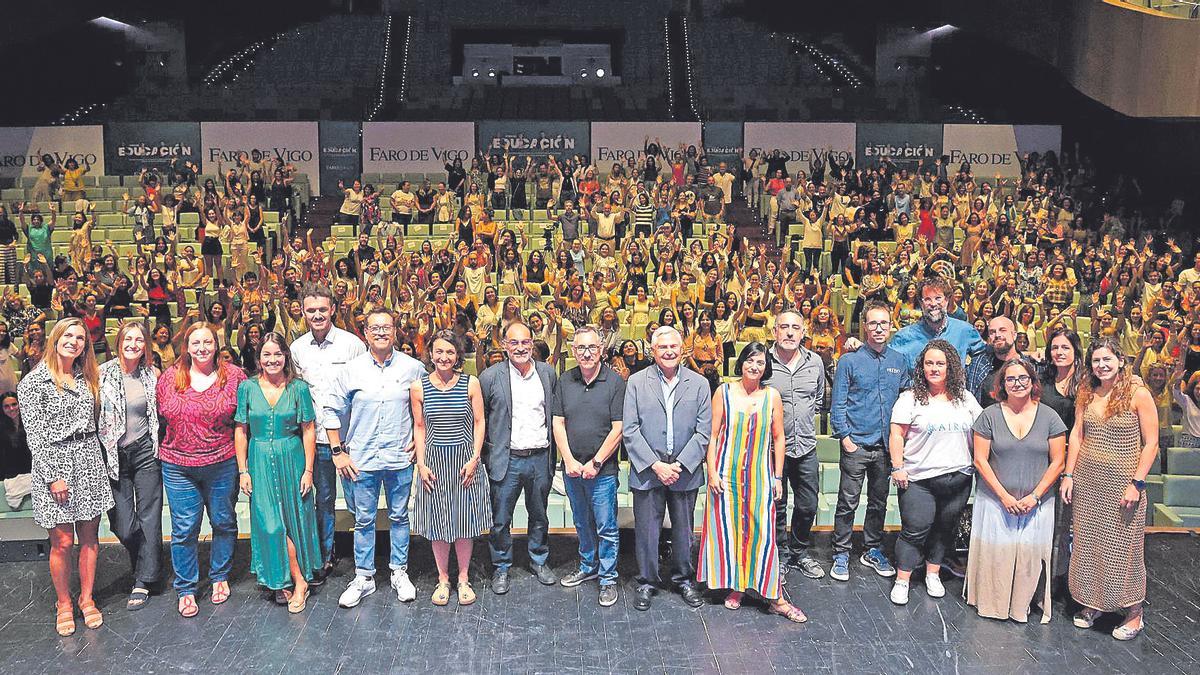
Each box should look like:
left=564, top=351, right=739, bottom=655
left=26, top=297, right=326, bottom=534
left=324, top=309, right=428, bottom=608
left=829, top=301, right=906, bottom=581
left=890, top=276, right=986, bottom=370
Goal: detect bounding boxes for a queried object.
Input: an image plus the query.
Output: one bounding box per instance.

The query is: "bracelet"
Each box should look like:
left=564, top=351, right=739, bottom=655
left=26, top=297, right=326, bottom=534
left=303, top=470, right=313, bottom=475
left=238, top=469, right=249, bottom=475
left=1061, top=473, right=1073, bottom=479
left=773, top=476, right=783, bottom=481
left=890, top=466, right=905, bottom=474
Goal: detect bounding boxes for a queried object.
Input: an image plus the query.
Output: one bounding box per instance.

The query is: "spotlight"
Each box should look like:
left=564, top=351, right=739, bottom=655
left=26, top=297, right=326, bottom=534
left=488, top=68, right=496, bottom=77
left=595, top=68, right=605, bottom=78
left=580, top=68, right=588, bottom=78
left=471, top=68, right=479, bottom=77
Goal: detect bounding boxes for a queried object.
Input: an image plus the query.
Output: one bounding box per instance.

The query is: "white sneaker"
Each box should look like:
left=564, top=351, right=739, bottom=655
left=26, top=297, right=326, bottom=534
left=926, top=573, right=946, bottom=598
left=391, top=566, right=416, bottom=602
left=339, top=575, right=376, bottom=608
left=890, top=581, right=910, bottom=605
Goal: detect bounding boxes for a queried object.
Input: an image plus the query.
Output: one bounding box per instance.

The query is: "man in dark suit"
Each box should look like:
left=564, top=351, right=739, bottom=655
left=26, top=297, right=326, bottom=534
left=622, top=326, right=712, bottom=610
left=479, top=320, right=560, bottom=594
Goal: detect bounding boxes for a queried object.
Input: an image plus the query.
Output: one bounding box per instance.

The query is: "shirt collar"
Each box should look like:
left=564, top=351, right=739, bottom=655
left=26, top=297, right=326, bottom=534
left=571, top=365, right=608, bottom=385
left=653, top=364, right=680, bottom=385
left=371, top=349, right=398, bottom=368
left=308, top=327, right=341, bottom=347
left=509, top=360, right=538, bottom=381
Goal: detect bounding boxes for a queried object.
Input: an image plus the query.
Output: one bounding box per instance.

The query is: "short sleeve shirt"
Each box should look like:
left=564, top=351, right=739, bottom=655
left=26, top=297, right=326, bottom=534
left=552, top=366, right=626, bottom=475
left=890, top=390, right=982, bottom=482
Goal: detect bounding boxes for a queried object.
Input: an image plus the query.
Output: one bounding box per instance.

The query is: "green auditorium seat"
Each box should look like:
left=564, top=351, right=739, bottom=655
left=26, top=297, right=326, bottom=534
left=98, top=175, right=122, bottom=187
left=1167, top=447, right=1200, bottom=475
left=1153, top=475, right=1200, bottom=528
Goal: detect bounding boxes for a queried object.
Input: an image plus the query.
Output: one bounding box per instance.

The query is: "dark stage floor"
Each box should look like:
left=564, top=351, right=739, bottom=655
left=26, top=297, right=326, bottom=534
left=0, top=531, right=1196, bottom=674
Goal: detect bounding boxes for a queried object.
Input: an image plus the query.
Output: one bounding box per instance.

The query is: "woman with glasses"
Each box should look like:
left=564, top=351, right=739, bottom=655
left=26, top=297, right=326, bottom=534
left=965, top=359, right=1066, bottom=623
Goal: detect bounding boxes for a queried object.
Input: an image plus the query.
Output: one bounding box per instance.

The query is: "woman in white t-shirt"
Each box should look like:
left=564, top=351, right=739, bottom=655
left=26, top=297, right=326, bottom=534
left=888, top=339, right=982, bottom=606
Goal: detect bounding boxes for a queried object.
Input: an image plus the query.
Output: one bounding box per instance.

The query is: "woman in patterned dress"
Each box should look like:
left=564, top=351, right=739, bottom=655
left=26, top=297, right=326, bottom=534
left=18, top=317, right=112, bottom=636
left=1062, top=337, right=1159, bottom=640
left=698, top=342, right=805, bottom=623
left=411, top=331, right=489, bottom=606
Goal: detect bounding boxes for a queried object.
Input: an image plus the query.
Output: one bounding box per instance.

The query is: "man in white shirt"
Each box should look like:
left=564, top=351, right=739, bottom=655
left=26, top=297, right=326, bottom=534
left=478, top=321, right=561, bottom=594
left=290, top=285, right=365, bottom=583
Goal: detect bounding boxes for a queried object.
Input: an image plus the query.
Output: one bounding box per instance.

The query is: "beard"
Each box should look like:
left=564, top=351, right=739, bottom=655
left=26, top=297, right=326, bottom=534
left=925, top=306, right=945, bottom=323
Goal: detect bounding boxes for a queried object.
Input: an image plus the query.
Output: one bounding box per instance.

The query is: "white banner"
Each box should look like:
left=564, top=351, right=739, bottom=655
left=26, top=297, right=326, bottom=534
left=0, top=125, right=105, bottom=178
left=590, top=122, right=701, bottom=165
left=200, top=121, right=320, bottom=185
left=743, top=122, right=856, bottom=176
left=942, top=124, right=1062, bottom=178
left=362, top=122, right=475, bottom=174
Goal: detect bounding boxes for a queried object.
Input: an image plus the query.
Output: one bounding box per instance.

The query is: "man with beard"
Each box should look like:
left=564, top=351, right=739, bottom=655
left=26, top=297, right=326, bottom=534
left=965, top=316, right=1036, bottom=408
left=890, top=277, right=986, bottom=370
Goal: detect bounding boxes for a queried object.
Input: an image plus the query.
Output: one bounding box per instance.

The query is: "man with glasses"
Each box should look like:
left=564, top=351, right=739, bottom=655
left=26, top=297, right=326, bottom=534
left=479, top=321, right=561, bottom=594
left=323, top=309, right=427, bottom=608
left=829, top=300, right=905, bottom=581
left=764, top=309, right=827, bottom=579
left=552, top=326, right=626, bottom=606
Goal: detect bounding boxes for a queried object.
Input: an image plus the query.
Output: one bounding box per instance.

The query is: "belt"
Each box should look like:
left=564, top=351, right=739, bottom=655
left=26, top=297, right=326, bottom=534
left=859, top=442, right=886, bottom=451
left=57, top=431, right=94, bottom=444
left=510, top=445, right=549, bottom=458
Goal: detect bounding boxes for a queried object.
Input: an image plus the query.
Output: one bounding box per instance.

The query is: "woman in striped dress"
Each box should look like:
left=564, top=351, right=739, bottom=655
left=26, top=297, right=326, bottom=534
left=412, top=331, right=490, bottom=606
left=698, top=342, right=805, bottom=622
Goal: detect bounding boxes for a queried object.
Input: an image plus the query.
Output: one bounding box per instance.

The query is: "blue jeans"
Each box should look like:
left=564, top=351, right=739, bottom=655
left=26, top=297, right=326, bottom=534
left=162, top=458, right=239, bottom=597
left=489, top=452, right=552, bottom=571
left=349, top=466, right=413, bottom=578
left=563, top=473, right=619, bottom=585
left=314, top=444, right=337, bottom=563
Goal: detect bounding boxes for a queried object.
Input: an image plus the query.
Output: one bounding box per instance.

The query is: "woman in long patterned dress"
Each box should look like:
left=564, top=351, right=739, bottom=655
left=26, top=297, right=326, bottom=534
left=234, top=333, right=322, bottom=613
left=698, top=342, right=804, bottom=623
left=1062, top=337, right=1159, bottom=640
left=18, top=318, right=113, bottom=636
left=966, top=359, right=1067, bottom=623
left=412, top=331, right=489, bottom=606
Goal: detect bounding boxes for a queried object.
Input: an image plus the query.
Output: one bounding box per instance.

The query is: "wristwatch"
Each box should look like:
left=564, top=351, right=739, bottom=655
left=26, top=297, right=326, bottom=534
left=1131, top=478, right=1146, bottom=491
left=330, top=445, right=346, bottom=456
left=591, top=458, right=603, bottom=470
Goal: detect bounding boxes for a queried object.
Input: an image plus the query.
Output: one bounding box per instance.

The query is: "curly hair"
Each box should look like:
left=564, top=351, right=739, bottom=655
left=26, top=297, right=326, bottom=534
left=910, top=339, right=967, bottom=405
left=1077, top=336, right=1135, bottom=417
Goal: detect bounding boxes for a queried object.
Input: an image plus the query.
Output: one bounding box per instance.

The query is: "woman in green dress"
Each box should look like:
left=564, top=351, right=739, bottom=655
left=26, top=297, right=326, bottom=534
left=234, top=332, right=321, bottom=613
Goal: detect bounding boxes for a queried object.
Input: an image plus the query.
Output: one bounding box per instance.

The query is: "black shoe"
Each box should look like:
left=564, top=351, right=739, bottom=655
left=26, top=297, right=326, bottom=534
left=492, top=569, right=510, bottom=595
left=633, top=585, right=654, bottom=611
left=531, top=564, right=559, bottom=586
left=678, top=582, right=705, bottom=608
left=310, top=561, right=334, bottom=587
left=599, top=584, right=618, bottom=607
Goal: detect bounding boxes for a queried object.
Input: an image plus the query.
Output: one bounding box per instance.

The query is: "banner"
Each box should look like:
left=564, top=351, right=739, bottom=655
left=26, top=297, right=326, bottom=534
left=701, top=122, right=744, bottom=172
left=319, top=121, right=361, bottom=197
left=200, top=121, right=320, bottom=185
left=476, top=120, right=589, bottom=161
left=362, top=122, right=475, bottom=175
left=855, top=123, right=943, bottom=170
left=104, top=122, right=201, bottom=176
left=942, top=124, right=1062, bottom=178
left=590, top=122, right=701, bottom=165
left=743, top=122, right=856, bottom=176
left=0, top=125, right=105, bottom=178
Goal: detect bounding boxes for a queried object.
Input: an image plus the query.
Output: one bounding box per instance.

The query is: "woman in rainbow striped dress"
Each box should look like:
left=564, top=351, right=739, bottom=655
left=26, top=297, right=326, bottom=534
left=698, top=342, right=806, bottom=623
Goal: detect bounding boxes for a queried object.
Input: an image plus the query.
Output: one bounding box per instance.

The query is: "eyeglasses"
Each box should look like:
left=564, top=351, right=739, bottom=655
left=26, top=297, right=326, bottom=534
left=1004, top=375, right=1032, bottom=386
left=367, top=325, right=395, bottom=335
left=573, top=345, right=601, bottom=354
left=506, top=340, right=534, bottom=348
left=865, top=321, right=890, bottom=329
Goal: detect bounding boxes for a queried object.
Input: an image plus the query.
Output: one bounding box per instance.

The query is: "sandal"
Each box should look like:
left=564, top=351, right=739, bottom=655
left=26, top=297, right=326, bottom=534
left=178, top=595, right=199, bottom=618
left=1112, top=616, right=1144, bottom=641
left=431, top=581, right=451, bottom=606
left=78, top=599, right=103, bottom=629
left=458, top=581, right=476, bottom=606
left=211, top=581, right=230, bottom=605
left=1073, top=608, right=1100, bottom=629
left=769, top=601, right=808, bottom=624
left=55, top=601, right=76, bottom=637
left=724, top=591, right=743, bottom=610
left=287, top=588, right=310, bottom=614
left=127, top=588, right=151, bottom=612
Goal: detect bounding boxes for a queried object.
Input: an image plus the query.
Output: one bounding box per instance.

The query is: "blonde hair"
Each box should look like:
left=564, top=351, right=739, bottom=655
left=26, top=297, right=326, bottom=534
left=115, top=319, right=154, bottom=372
left=42, top=317, right=100, bottom=400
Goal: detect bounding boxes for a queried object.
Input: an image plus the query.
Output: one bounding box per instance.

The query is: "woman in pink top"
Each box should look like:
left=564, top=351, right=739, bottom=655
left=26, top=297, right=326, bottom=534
left=156, top=323, right=246, bottom=618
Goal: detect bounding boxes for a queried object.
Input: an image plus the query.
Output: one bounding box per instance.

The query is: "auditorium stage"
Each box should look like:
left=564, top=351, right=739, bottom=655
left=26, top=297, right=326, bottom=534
left=0, top=532, right=1195, bottom=674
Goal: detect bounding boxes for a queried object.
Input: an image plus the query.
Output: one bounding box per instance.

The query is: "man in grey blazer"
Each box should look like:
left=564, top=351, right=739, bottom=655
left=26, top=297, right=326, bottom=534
left=479, top=320, right=560, bottom=594
left=622, top=325, right=712, bottom=610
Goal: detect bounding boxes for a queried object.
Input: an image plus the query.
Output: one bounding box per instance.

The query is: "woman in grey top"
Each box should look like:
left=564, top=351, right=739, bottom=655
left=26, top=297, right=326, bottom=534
left=965, top=359, right=1066, bottom=623
left=98, top=320, right=163, bottom=611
